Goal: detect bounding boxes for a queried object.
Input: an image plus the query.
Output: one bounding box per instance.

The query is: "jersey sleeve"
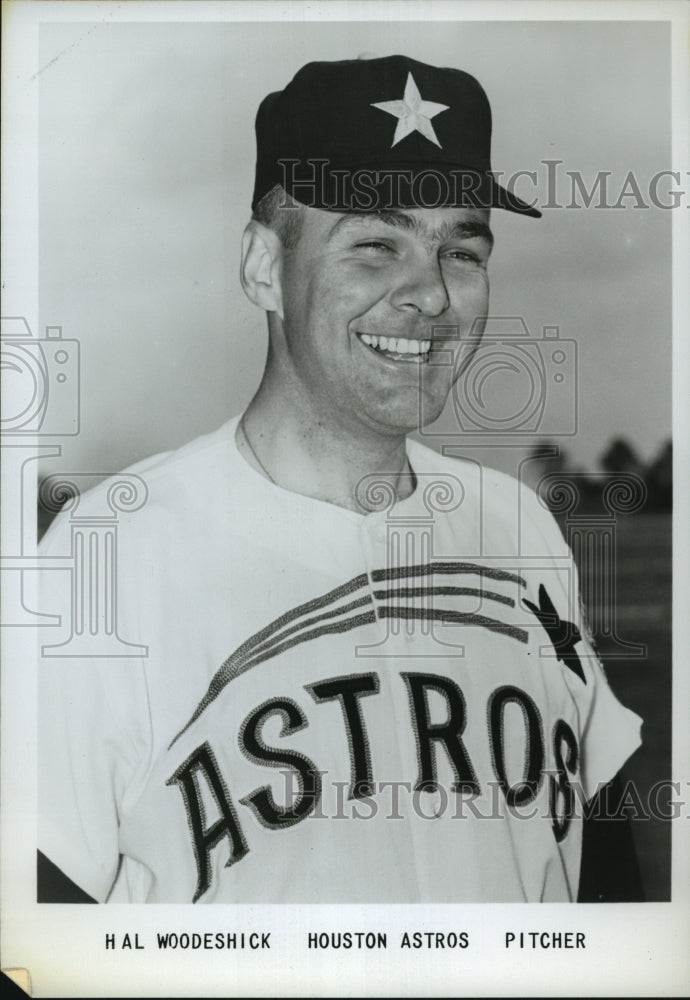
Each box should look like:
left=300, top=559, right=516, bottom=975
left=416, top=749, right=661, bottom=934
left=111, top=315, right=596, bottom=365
left=574, top=617, right=643, bottom=802
left=521, top=484, right=643, bottom=802
left=38, top=513, right=151, bottom=903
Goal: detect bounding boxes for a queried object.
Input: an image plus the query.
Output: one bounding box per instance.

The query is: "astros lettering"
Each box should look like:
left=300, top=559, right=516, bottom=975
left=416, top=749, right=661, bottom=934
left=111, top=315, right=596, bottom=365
left=167, top=670, right=579, bottom=902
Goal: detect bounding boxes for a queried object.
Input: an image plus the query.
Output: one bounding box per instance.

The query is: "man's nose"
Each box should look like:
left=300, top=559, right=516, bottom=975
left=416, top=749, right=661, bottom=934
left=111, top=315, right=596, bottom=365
left=390, top=256, right=450, bottom=317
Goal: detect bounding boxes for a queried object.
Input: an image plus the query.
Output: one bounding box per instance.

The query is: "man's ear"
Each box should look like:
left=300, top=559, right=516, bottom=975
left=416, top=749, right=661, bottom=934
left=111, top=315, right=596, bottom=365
left=240, top=221, right=284, bottom=319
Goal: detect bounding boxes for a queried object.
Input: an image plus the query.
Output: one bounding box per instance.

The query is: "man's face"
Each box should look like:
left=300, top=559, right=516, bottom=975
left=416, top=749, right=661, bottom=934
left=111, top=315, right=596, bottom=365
left=274, top=203, right=492, bottom=438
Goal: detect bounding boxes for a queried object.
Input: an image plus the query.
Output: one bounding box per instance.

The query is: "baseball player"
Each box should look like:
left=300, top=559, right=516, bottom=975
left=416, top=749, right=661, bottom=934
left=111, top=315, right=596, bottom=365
left=38, top=56, right=642, bottom=903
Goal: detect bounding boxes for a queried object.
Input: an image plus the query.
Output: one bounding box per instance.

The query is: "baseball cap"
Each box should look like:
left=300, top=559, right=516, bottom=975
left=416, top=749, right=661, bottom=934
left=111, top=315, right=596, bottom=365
left=252, top=55, right=541, bottom=218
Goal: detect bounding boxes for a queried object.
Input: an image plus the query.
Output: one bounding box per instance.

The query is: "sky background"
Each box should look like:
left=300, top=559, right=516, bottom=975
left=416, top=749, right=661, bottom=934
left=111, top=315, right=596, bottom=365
left=37, top=17, right=672, bottom=480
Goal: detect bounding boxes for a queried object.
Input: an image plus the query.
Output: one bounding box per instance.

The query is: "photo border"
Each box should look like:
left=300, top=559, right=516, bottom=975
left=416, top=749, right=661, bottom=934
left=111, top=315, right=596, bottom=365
left=2, top=1, right=688, bottom=996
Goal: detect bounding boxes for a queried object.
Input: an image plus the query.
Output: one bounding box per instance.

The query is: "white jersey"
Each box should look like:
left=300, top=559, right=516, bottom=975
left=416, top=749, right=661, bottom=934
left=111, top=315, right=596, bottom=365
left=38, top=416, right=641, bottom=903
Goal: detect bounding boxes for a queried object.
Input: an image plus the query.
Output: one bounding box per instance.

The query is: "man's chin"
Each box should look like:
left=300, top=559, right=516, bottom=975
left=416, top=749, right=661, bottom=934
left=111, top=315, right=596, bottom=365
left=362, top=395, right=449, bottom=439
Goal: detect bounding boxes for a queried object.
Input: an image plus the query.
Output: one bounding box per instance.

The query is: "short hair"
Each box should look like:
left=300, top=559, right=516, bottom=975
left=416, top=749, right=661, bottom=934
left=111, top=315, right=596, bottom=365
left=252, top=185, right=305, bottom=249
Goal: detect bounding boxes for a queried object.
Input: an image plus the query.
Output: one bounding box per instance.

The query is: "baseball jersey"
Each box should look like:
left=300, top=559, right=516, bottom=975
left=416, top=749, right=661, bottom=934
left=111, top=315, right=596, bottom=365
left=38, top=415, right=641, bottom=903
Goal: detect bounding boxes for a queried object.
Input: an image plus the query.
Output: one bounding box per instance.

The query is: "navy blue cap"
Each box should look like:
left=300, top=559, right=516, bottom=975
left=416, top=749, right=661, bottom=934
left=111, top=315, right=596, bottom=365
left=252, top=55, right=540, bottom=217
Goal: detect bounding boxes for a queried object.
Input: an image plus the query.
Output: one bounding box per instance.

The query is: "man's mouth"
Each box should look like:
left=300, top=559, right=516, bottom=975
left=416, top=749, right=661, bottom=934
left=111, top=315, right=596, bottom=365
left=357, top=332, right=432, bottom=364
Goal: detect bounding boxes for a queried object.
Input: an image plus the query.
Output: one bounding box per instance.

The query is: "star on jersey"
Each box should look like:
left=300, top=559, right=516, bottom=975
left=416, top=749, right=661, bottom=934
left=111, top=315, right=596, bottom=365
left=523, top=584, right=586, bottom=684
left=371, top=72, right=449, bottom=148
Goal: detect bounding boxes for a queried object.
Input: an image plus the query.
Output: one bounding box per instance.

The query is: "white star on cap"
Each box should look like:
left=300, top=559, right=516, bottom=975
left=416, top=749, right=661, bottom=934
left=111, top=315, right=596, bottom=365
left=372, top=72, right=449, bottom=148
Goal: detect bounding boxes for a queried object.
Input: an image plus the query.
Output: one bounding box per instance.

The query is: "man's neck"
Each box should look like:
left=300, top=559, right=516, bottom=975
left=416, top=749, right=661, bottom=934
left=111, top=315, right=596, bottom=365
left=237, top=393, right=415, bottom=514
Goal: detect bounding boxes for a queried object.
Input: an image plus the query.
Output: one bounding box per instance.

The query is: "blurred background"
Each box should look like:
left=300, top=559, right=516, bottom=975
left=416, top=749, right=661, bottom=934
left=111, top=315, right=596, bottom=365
left=35, top=18, right=672, bottom=899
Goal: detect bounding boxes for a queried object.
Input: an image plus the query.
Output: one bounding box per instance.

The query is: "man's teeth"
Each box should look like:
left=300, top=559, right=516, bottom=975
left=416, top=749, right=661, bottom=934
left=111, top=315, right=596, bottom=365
left=359, top=333, right=431, bottom=355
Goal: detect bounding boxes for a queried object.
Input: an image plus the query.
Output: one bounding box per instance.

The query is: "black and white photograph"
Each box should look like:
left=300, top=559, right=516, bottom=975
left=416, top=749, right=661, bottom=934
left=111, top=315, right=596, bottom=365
left=1, top=1, right=688, bottom=996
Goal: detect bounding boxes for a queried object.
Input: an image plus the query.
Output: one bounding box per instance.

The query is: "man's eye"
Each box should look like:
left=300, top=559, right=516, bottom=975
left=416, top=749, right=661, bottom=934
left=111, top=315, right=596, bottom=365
left=356, top=240, right=393, bottom=253
left=444, top=249, right=480, bottom=263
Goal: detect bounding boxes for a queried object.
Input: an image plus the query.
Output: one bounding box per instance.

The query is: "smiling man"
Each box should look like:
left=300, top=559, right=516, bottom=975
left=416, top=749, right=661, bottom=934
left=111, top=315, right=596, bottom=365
left=38, top=56, right=642, bottom=904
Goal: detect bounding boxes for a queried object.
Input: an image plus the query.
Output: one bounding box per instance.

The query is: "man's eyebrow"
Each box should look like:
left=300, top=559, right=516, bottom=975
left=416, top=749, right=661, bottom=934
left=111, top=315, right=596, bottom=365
left=329, top=210, right=493, bottom=247
left=328, top=210, right=414, bottom=238
left=442, top=220, right=494, bottom=247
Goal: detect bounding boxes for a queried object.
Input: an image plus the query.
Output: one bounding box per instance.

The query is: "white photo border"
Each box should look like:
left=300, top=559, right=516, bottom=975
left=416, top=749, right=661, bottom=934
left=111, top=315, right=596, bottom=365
left=2, top=1, right=689, bottom=996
